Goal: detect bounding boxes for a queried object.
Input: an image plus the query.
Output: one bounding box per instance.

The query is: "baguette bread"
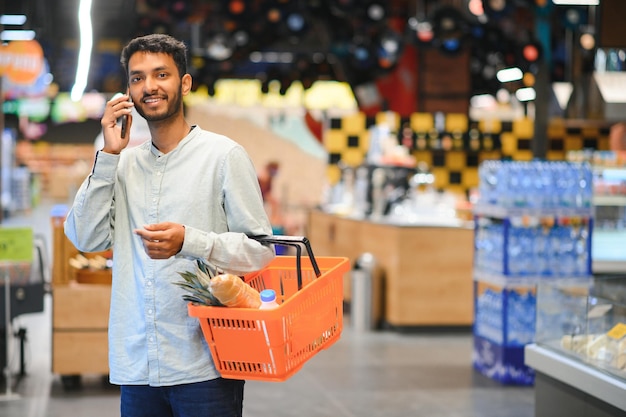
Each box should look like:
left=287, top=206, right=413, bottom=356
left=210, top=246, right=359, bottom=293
left=209, top=273, right=261, bottom=308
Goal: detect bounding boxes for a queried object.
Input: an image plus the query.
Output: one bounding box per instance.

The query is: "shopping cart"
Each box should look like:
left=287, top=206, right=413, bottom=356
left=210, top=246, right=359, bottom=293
left=187, top=236, right=350, bottom=382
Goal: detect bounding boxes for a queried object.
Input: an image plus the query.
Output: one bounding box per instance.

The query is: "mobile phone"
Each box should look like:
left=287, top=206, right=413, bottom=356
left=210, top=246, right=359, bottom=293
left=120, top=93, right=131, bottom=139
left=121, top=113, right=129, bottom=139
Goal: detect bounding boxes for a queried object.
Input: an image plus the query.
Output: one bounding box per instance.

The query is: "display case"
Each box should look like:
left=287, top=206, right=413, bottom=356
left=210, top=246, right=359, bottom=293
left=534, top=277, right=626, bottom=381
left=526, top=276, right=626, bottom=415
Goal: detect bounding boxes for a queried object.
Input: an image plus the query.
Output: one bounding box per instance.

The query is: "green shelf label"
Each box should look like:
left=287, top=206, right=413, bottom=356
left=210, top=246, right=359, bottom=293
left=0, top=227, right=33, bottom=262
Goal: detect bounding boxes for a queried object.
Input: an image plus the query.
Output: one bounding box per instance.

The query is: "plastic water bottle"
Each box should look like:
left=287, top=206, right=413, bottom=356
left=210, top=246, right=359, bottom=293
left=259, top=289, right=279, bottom=310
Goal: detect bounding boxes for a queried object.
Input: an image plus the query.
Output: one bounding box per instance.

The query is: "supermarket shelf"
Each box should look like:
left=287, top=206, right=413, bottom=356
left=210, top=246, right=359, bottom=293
left=593, top=195, right=626, bottom=206
left=593, top=260, right=626, bottom=274
left=473, top=271, right=591, bottom=287
left=473, top=204, right=593, bottom=219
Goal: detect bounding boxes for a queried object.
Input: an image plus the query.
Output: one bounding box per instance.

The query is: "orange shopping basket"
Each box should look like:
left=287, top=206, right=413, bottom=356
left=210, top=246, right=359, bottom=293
left=187, top=235, right=350, bottom=382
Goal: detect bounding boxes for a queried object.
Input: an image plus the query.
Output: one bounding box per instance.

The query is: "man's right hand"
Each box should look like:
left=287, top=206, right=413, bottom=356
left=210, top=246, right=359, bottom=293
left=101, top=92, right=134, bottom=154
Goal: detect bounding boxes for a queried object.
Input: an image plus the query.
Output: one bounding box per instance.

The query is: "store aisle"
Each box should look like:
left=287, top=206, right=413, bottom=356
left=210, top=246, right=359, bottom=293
left=0, top=201, right=535, bottom=417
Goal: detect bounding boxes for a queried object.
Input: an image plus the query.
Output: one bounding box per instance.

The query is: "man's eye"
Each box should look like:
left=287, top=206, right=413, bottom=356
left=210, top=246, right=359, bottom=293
left=158, top=73, right=167, bottom=78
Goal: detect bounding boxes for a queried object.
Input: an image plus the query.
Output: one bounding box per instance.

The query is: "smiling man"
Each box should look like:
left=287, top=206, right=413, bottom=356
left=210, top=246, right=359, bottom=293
left=64, top=34, right=275, bottom=417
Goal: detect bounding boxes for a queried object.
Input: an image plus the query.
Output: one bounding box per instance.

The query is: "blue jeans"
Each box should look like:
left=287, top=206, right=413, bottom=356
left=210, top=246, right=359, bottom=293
left=120, top=378, right=245, bottom=417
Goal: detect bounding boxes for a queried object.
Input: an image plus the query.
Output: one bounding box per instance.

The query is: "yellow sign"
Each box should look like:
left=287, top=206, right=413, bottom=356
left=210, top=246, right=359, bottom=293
left=607, top=323, right=626, bottom=341
left=0, top=40, right=44, bottom=85
left=0, top=227, right=33, bottom=263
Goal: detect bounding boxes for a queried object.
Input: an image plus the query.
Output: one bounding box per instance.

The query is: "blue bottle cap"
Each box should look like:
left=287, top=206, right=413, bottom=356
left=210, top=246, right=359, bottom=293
left=260, top=289, right=276, bottom=302
left=50, top=204, right=68, bottom=217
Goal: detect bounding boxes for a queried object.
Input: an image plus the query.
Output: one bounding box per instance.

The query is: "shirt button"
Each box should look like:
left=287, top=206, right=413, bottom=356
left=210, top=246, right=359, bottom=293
left=149, top=337, right=154, bottom=342
left=147, top=281, right=152, bottom=286
left=148, top=309, right=153, bottom=314
left=157, top=171, right=162, bottom=176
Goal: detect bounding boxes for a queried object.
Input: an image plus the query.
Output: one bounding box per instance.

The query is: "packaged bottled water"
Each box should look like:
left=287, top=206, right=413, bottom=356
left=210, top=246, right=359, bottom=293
left=475, top=160, right=593, bottom=278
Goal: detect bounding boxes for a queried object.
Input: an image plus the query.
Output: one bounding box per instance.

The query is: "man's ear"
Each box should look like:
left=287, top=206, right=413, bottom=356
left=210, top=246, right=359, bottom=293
left=182, top=73, right=193, bottom=96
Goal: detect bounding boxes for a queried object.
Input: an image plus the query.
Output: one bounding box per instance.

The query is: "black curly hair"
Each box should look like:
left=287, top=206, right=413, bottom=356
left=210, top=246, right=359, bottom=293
left=120, top=34, right=188, bottom=81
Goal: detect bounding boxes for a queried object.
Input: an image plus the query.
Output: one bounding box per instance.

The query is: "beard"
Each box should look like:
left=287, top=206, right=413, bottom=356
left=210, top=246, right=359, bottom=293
left=135, top=83, right=183, bottom=122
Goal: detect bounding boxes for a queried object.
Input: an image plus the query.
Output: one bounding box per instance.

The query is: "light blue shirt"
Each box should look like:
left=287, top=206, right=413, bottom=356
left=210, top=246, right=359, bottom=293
left=64, top=126, right=275, bottom=386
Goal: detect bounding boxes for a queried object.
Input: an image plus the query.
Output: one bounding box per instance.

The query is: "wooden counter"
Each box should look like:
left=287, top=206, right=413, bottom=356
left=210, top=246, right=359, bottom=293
left=51, top=215, right=112, bottom=388
left=307, top=210, right=474, bottom=327
left=52, top=283, right=110, bottom=376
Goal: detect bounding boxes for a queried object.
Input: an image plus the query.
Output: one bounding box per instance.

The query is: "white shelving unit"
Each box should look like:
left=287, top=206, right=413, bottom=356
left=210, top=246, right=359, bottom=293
left=592, top=165, right=626, bottom=274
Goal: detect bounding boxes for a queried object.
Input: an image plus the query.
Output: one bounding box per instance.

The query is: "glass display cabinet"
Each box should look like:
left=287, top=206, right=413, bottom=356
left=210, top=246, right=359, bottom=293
left=526, top=277, right=626, bottom=416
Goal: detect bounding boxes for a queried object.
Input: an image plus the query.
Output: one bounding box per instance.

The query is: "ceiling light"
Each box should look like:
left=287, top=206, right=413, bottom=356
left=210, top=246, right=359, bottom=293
left=228, top=0, right=246, bottom=15
left=552, top=0, right=599, bottom=5
left=366, top=3, right=386, bottom=21
left=523, top=72, right=535, bottom=87
left=482, top=0, right=512, bottom=20
left=496, top=67, right=523, bottom=83
left=286, top=12, right=306, bottom=33
left=0, top=15, right=27, bottom=25
left=441, top=38, right=462, bottom=54
left=70, top=0, right=93, bottom=101
left=467, top=0, right=484, bottom=17
left=496, top=88, right=511, bottom=104
left=580, top=32, right=595, bottom=51
left=233, top=30, right=249, bottom=47
left=0, top=30, right=36, bottom=41
left=206, top=33, right=234, bottom=61
left=486, top=0, right=506, bottom=12
left=376, top=29, right=403, bottom=69
left=515, top=87, right=536, bottom=102
left=470, top=94, right=497, bottom=108
left=522, top=43, right=540, bottom=63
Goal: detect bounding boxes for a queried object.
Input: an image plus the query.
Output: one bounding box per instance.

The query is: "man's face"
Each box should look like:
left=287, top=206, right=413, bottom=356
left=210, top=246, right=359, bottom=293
left=127, top=51, right=183, bottom=122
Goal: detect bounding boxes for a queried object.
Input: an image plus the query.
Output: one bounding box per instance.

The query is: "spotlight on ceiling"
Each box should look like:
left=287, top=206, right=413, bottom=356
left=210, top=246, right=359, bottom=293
left=266, top=7, right=282, bottom=24
left=515, top=87, right=536, bottom=102
left=432, top=6, right=467, bottom=54
left=517, top=39, right=542, bottom=72
left=553, top=0, right=599, bottom=5
left=496, top=67, right=523, bottom=83
left=408, top=17, right=434, bottom=44
left=482, top=0, right=512, bottom=20
left=376, top=29, right=403, bottom=69
left=206, top=33, right=235, bottom=61
left=349, top=37, right=375, bottom=71
left=228, top=0, right=246, bottom=15
left=366, top=1, right=386, bottom=22
left=0, top=14, right=27, bottom=25
left=579, top=30, right=596, bottom=51
left=286, top=10, right=309, bottom=35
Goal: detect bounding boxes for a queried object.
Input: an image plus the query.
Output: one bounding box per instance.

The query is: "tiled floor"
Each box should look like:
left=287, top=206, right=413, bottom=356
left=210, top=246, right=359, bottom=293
left=0, top=201, right=535, bottom=417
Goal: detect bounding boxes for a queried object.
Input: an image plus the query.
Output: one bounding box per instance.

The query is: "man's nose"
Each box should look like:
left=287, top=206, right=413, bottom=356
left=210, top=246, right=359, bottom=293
left=143, top=76, right=158, bottom=92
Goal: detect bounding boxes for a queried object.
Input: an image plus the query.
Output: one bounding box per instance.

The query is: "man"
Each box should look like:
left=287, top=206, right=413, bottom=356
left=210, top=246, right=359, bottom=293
left=64, top=33, right=275, bottom=417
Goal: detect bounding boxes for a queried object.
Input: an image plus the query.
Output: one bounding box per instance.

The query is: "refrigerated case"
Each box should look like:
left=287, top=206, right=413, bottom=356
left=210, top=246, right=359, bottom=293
left=526, top=277, right=626, bottom=416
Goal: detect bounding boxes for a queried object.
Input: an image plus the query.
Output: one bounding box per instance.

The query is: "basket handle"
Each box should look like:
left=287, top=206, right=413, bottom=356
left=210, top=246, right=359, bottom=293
left=250, top=235, right=321, bottom=289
